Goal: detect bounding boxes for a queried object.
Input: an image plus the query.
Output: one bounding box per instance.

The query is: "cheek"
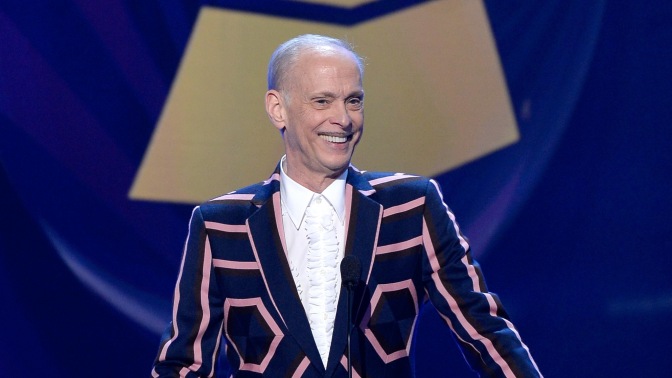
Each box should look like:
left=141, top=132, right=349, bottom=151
left=292, top=110, right=322, bottom=132
left=353, top=113, right=364, bottom=129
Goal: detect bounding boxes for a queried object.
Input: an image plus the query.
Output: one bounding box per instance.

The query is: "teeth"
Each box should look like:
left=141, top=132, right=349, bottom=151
left=320, top=135, right=348, bottom=143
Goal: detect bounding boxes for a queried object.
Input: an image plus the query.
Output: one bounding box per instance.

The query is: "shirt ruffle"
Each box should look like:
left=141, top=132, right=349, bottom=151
left=302, top=196, right=341, bottom=366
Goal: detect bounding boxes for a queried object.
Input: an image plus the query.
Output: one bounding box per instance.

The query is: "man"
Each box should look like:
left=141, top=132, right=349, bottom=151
left=152, top=34, right=541, bottom=377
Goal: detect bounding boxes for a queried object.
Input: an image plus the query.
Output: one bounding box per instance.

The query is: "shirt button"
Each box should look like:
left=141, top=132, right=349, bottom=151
left=315, top=196, right=322, bottom=204
left=323, top=313, right=328, bottom=320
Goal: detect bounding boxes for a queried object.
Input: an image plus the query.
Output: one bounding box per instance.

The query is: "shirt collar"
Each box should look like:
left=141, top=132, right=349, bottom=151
left=279, top=155, right=347, bottom=229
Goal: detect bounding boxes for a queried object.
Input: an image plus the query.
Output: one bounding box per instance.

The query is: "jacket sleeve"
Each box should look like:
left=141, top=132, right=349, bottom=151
left=152, top=206, right=225, bottom=378
left=421, top=179, right=542, bottom=377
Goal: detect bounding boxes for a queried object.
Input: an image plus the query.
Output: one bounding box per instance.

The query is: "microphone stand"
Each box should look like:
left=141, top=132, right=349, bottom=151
left=340, top=255, right=360, bottom=378
left=346, top=280, right=354, bottom=378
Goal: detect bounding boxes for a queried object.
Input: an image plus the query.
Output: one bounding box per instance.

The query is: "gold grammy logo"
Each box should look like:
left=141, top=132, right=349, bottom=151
left=130, top=0, right=518, bottom=204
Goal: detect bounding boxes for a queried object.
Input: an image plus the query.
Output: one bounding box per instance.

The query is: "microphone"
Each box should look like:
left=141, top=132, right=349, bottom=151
left=340, top=255, right=361, bottom=289
left=340, top=255, right=361, bottom=378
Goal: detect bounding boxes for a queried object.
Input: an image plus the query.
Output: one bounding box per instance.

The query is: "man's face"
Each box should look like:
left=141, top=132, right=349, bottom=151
left=275, top=48, right=364, bottom=187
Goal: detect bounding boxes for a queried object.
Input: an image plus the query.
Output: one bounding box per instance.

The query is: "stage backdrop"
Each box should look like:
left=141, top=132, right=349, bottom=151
left=1, top=0, right=671, bottom=377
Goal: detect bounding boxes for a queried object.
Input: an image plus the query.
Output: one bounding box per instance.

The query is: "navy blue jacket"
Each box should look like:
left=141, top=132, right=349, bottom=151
left=152, top=164, right=541, bottom=377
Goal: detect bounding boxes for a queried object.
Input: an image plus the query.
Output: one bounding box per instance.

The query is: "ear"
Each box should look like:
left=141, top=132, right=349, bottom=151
left=265, top=90, right=286, bottom=132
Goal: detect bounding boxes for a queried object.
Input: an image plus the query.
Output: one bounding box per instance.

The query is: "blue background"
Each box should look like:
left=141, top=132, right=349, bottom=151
left=1, top=1, right=671, bottom=376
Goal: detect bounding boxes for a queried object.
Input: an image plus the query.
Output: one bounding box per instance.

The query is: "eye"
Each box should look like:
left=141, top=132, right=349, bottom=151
left=313, top=98, right=331, bottom=107
left=347, top=97, right=363, bottom=110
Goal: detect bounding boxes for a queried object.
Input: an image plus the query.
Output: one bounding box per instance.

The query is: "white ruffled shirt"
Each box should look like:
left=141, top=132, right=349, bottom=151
left=279, top=157, right=346, bottom=367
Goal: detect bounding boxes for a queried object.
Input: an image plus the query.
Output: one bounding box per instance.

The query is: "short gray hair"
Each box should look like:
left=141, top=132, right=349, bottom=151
left=267, top=34, right=364, bottom=91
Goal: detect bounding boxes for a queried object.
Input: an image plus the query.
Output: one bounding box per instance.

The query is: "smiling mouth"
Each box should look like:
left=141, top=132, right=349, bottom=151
left=319, top=133, right=351, bottom=143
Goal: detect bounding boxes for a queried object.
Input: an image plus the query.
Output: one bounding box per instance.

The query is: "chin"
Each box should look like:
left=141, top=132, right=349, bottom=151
left=318, top=162, right=347, bottom=175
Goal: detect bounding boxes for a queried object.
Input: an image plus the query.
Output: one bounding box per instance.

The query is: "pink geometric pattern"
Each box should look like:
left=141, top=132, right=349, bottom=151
left=223, top=297, right=284, bottom=373
left=359, top=280, right=419, bottom=363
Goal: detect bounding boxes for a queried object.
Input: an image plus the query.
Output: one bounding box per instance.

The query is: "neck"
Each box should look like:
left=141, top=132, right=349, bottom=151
left=282, top=159, right=345, bottom=193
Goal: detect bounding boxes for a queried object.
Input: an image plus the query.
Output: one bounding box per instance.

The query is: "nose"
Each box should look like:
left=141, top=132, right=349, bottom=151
left=330, top=102, right=351, bottom=128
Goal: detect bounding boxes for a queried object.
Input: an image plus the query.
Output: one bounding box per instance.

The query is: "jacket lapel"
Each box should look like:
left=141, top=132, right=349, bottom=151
left=246, top=169, right=325, bottom=371
left=325, top=167, right=383, bottom=376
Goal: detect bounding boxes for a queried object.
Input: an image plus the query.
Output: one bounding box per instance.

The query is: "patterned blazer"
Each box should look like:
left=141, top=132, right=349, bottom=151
left=152, top=164, right=541, bottom=377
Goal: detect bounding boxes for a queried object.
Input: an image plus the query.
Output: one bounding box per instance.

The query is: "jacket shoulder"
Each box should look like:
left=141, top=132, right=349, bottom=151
left=196, top=180, right=270, bottom=221
left=357, top=171, right=434, bottom=206
left=360, top=170, right=431, bottom=192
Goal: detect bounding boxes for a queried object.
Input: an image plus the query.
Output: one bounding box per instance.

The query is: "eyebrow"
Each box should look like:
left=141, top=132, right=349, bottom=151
left=310, top=90, right=364, bottom=99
